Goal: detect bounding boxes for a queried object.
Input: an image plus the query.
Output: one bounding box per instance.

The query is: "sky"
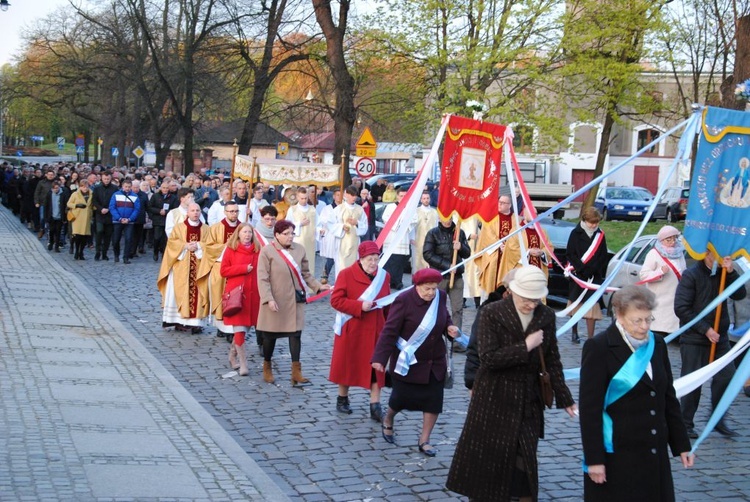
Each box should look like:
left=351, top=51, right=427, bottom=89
left=0, top=0, right=72, bottom=66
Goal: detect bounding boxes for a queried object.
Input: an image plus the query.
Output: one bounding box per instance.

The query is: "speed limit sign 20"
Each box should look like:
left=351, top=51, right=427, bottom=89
left=354, top=157, right=376, bottom=179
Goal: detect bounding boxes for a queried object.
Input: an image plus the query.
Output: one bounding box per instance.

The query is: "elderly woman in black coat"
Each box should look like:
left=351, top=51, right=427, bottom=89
left=447, top=266, right=576, bottom=502
left=579, top=284, right=693, bottom=501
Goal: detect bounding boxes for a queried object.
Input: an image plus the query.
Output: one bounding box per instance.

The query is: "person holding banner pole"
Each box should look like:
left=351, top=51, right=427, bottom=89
left=580, top=285, right=693, bottom=501
left=423, top=216, right=471, bottom=331
left=674, top=254, right=745, bottom=438
left=476, top=195, right=514, bottom=297
left=329, top=241, right=391, bottom=421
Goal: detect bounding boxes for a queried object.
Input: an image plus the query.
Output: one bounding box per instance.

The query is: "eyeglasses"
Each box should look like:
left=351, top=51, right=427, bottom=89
left=516, top=295, right=541, bottom=306
left=624, top=315, right=655, bottom=327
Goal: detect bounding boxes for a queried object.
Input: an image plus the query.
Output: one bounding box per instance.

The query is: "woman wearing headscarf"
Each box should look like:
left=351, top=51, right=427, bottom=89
left=565, top=206, right=609, bottom=343
left=220, top=222, right=261, bottom=376
left=638, top=225, right=686, bottom=338
left=256, top=219, right=331, bottom=384
left=371, top=268, right=459, bottom=457
left=447, top=266, right=576, bottom=501
left=329, top=240, right=391, bottom=421
left=579, top=284, right=693, bottom=501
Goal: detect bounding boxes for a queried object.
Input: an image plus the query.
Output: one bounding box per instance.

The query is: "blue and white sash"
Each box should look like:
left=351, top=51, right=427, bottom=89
left=583, top=332, right=655, bottom=472
left=394, top=294, right=440, bottom=376
left=333, top=267, right=387, bottom=336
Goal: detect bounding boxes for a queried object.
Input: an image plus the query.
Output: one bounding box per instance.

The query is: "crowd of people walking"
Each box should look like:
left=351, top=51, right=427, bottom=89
left=8, top=158, right=749, bottom=501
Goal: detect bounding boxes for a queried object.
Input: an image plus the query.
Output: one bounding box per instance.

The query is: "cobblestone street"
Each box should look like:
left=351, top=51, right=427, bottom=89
left=4, top=204, right=750, bottom=500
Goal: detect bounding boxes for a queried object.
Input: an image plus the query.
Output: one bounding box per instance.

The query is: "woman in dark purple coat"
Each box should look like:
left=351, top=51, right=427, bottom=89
left=371, top=268, right=459, bottom=457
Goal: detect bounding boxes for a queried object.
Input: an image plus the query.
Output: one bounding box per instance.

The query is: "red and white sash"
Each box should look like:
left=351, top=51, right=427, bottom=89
left=636, top=252, right=682, bottom=285
left=580, top=231, right=605, bottom=265
left=275, top=244, right=305, bottom=290
left=255, top=229, right=269, bottom=247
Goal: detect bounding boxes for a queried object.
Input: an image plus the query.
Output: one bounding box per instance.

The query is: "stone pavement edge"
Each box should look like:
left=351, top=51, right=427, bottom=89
left=0, top=207, right=289, bottom=501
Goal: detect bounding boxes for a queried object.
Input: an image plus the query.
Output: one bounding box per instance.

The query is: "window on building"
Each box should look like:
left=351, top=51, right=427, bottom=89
left=637, top=129, right=660, bottom=156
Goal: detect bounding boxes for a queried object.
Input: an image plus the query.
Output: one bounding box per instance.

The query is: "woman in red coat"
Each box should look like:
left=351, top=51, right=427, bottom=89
left=330, top=241, right=391, bottom=421
left=221, top=223, right=261, bottom=376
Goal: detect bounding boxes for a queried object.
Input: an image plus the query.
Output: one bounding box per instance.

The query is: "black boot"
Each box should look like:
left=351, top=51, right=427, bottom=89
left=572, top=326, right=580, bottom=344
left=336, top=396, right=353, bottom=415
left=370, top=403, right=383, bottom=422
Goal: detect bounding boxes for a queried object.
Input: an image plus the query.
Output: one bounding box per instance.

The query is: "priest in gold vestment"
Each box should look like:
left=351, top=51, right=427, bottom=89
left=158, top=203, right=209, bottom=334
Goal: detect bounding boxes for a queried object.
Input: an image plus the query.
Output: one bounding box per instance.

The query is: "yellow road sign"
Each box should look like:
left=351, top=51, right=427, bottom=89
left=356, top=127, right=377, bottom=158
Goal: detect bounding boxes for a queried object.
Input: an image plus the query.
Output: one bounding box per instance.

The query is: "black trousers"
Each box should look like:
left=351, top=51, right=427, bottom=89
left=48, top=219, right=63, bottom=248
left=95, top=222, right=114, bottom=257
left=384, top=253, right=410, bottom=289
left=153, top=225, right=166, bottom=256
left=680, top=340, right=734, bottom=429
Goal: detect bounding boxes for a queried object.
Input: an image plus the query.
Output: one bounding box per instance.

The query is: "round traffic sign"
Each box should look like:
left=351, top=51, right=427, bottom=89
left=354, top=157, right=376, bottom=179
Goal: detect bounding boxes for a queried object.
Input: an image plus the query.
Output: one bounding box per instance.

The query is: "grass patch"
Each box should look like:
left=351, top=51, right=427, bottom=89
left=565, top=218, right=685, bottom=252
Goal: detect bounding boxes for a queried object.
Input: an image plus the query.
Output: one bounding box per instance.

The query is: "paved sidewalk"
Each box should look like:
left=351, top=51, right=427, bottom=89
left=4, top=203, right=750, bottom=500
left=0, top=208, right=289, bottom=501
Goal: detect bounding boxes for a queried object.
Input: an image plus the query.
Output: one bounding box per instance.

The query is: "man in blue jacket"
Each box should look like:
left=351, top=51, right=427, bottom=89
left=109, top=178, right=141, bottom=264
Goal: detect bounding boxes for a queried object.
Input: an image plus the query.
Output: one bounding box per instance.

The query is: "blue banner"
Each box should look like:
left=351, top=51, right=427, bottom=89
left=684, top=107, right=750, bottom=260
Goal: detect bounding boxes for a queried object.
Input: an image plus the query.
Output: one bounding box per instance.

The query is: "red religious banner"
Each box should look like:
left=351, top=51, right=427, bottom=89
left=437, top=115, right=505, bottom=223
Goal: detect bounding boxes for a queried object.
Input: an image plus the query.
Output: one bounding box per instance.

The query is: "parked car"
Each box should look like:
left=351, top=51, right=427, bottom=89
left=593, top=186, right=655, bottom=221
left=601, top=234, right=696, bottom=314
left=365, top=174, right=416, bottom=189
left=653, top=187, right=690, bottom=222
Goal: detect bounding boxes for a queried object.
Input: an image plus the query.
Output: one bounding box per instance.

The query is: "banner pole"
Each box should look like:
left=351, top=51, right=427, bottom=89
left=709, top=267, right=728, bottom=363
left=449, top=217, right=462, bottom=288
left=229, top=138, right=238, bottom=199
left=340, top=153, right=346, bottom=188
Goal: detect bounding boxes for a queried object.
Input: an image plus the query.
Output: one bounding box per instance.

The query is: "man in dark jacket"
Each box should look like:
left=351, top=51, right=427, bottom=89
left=43, top=182, right=66, bottom=252
left=149, top=182, right=177, bottom=261
left=674, top=254, right=746, bottom=438
left=423, top=216, right=471, bottom=331
left=92, top=172, right=118, bottom=260
left=34, top=170, right=56, bottom=238
left=109, top=179, right=141, bottom=264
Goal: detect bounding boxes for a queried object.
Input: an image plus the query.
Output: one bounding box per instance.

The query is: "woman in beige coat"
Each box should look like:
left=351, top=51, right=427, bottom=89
left=66, top=180, right=94, bottom=260
left=257, top=219, right=330, bottom=384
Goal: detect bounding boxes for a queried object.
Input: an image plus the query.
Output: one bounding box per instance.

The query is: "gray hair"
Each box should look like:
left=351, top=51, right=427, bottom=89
left=612, top=284, right=656, bottom=318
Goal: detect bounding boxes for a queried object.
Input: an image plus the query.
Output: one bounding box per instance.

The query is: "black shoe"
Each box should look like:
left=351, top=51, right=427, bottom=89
left=572, top=332, right=580, bottom=344
left=69, top=246, right=74, bottom=254
left=123, top=258, right=130, bottom=264
left=686, top=428, right=698, bottom=439
left=95, top=253, right=101, bottom=261
left=153, top=253, right=159, bottom=262
left=381, top=422, right=396, bottom=444
left=47, top=244, right=53, bottom=251
left=336, top=396, right=353, bottom=415
left=715, top=421, right=739, bottom=437
left=114, top=256, right=120, bottom=263
left=216, top=330, right=225, bottom=338
left=54, top=247, right=60, bottom=253
left=418, top=441, right=437, bottom=457
left=162, top=322, right=176, bottom=329
left=370, top=403, right=383, bottom=422
left=102, top=255, right=109, bottom=261
left=226, top=333, right=233, bottom=343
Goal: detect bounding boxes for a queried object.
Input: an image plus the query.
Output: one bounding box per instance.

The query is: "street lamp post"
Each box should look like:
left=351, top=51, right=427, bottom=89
left=0, top=1, right=11, bottom=12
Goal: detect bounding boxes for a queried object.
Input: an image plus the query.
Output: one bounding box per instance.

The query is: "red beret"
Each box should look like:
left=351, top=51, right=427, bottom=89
left=412, top=268, right=444, bottom=285
left=274, top=220, right=295, bottom=235
left=358, top=240, right=380, bottom=258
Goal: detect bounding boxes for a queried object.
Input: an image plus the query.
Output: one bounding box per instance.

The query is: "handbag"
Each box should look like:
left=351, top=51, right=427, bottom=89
left=444, top=336, right=454, bottom=389
left=67, top=209, right=76, bottom=222
left=221, top=285, right=244, bottom=316
left=294, top=288, right=307, bottom=304
left=537, top=346, right=554, bottom=408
